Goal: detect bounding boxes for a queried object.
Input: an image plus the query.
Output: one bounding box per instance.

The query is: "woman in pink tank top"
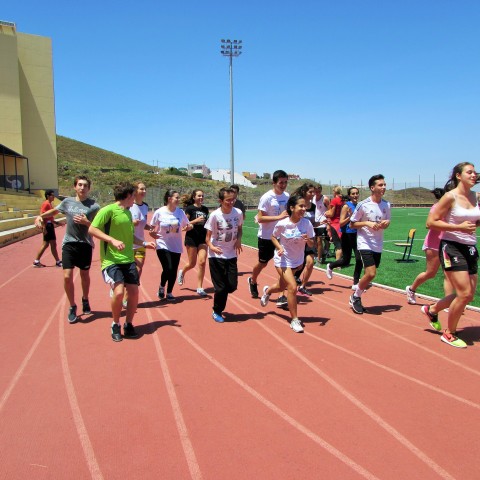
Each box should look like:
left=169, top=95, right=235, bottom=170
left=421, top=162, right=480, bottom=348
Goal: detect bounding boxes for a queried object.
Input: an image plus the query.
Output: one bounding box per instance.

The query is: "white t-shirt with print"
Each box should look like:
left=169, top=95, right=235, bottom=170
left=350, top=197, right=391, bottom=252
left=313, top=194, right=328, bottom=223
left=150, top=206, right=189, bottom=253
left=130, top=202, right=149, bottom=248
left=205, top=208, right=243, bottom=259
left=273, top=217, right=315, bottom=268
left=257, top=190, right=290, bottom=239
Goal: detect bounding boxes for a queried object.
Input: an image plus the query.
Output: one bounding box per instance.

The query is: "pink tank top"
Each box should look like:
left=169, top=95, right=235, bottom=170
left=423, top=204, right=442, bottom=251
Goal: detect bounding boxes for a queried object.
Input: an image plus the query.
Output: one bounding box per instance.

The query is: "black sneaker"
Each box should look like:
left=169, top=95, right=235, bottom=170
left=295, top=276, right=302, bottom=286
left=82, top=297, right=91, bottom=315
left=111, top=323, right=123, bottom=342
left=247, top=277, right=259, bottom=298
left=123, top=322, right=139, bottom=339
left=276, top=295, right=288, bottom=307
left=67, top=305, right=78, bottom=323
left=158, top=286, right=165, bottom=299
left=349, top=294, right=364, bottom=314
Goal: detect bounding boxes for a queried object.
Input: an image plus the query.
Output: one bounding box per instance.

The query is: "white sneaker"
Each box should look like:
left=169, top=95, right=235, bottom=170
left=260, top=286, right=270, bottom=307
left=290, top=318, right=304, bottom=333
left=177, top=269, right=184, bottom=285
left=351, top=284, right=358, bottom=290
left=326, top=263, right=333, bottom=280
left=406, top=286, right=416, bottom=305
left=197, top=288, right=208, bottom=297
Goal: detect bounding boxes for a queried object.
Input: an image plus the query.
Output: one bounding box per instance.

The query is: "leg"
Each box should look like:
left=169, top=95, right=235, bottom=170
left=63, top=268, right=76, bottom=306
left=196, top=245, right=207, bottom=289
left=111, top=282, right=125, bottom=324
left=182, top=245, right=198, bottom=278
left=444, top=271, right=475, bottom=334
left=49, top=239, right=61, bottom=262
left=410, top=249, right=440, bottom=291
left=35, top=240, right=49, bottom=262
left=124, top=283, right=139, bottom=324
left=209, top=258, right=229, bottom=314
left=300, top=254, right=315, bottom=287
left=80, top=269, right=91, bottom=300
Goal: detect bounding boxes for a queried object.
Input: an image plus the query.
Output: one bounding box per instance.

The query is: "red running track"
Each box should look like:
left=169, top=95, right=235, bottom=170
left=1, top=235, right=480, bottom=479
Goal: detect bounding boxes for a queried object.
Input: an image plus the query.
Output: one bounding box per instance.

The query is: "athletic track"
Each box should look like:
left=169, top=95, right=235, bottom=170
left=1, top=234, right=479, bottom=479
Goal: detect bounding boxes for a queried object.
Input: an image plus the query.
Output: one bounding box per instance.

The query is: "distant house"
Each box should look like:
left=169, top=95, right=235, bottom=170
left=288, top=174, right=300, bottom=180
left=187, top=163, right=210, bottom=177
left=210, top=169, right=256, bottom=188
left=242, top=171, right=258, bottom=180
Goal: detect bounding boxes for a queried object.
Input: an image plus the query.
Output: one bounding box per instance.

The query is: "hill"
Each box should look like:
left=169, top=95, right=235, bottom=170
left=56, top=135, right=435, bottom=207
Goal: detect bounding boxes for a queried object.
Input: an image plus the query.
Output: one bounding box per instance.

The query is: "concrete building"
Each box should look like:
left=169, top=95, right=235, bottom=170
left=0, top=21, right=57, bottom=192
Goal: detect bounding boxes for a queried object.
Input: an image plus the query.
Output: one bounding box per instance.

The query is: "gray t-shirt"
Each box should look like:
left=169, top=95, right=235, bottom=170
left=57, top=197, right=100, bottom=246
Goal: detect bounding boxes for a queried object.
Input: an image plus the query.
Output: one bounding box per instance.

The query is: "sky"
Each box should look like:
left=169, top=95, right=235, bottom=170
left=3, top=0, right=480, bottom=188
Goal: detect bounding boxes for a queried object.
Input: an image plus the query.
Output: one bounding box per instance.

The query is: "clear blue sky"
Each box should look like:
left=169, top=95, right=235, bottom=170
left=4, top=0, right=480, bottom=187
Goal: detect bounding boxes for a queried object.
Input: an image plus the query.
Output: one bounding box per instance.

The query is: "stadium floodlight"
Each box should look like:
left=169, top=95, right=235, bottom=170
left=220, top=38, right=243, bottom=184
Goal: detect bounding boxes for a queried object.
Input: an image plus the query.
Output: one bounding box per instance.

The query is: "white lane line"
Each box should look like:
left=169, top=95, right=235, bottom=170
left=0, top=264, right=34, bottom=290
left=59, top=297, right=104, bottom=480
left=142, top=286, right=203, bottom=480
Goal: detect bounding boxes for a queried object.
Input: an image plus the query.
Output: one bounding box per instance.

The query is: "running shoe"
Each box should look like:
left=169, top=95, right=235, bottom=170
left=56, top=260, right=63, bottom=267
left=123, top=322, right=139, bottom=339
left=33, top=261, right=46, bottom=268
left=298, top=286, right=312, bottom=296
left=295, top=276, right=302, bottom=286
left=197, top=288, right=208, bottom=297
left=290, top=318, right=304, bottom=333
left=351, top=283, right=372, bottom=292
left=276, top=295, right=288, bottom=307
left=349, top=294, right=364, bottom=314
left=177, top=269, right=184, bottom=285
left=440, top=331, right=467, bottom=348
left=212, top=311, right=224, bottom=323
left=247, top=277, right=259, bottom=298
left=81, top=297, right=91, bottom=315
left=421, top=305, right=442, bottom=331
left=158, top=286, right=165, bottom=299
left=326, top=263, right=333, bottom=280
left=406, top=286, right=416, bottom=305
left=260, top=286, right=270, bottom=307
left=166, top=293, right=175, bottom=301
left=111, top=323, right=122, bottom=342
left=68, top=305, right=78, bottom=323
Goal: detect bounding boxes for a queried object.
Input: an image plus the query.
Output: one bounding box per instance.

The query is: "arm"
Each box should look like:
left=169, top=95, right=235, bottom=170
left=427, top=192, right=477, bottom=233
left=235, top=225, right=243, bottom=255
left=88, top=225, right=126, bottom=251
left=339, top=204, right=352, bottom=228
left=256, top=209, right=288, bottom=224
left=270, top=234, right=284, bottom=256
left=206, top=230, right=222, bottom=255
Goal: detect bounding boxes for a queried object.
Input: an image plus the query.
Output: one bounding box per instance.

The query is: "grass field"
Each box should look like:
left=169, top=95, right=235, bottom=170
left=242, top=208, right=480, bottom=308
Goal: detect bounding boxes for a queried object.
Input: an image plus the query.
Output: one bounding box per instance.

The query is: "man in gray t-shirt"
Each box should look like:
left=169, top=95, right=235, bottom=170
left=35, top=176, right=100, bottom=323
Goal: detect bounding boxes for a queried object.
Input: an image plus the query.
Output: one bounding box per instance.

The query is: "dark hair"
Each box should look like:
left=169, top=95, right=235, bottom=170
left=430, top=188, right=445, bottom=200
left=182, top=189, right=203, bottom=207
left=286, top=194, right=303, bottom=217
left=44, top=189, right=54, bottom=199
left=163, top=189, right=178, bottom=206
left=229, top=184, right=240, bottom=193
left=113, top=182, right=135, bottom=201
left=272, top=170, right=288, bottom=183
left=74, top=175, right=91, bottom=188
left=368, top=174, right=385, bottom=189
left=347, top=187, right=359, bottom=196
left=218, top=187, right=235, bottom=200
left=444, top=162, right=475, bottom=192
left=315, top=184, right=323, bottom=191
left=293, top=183, right=315, bottom=198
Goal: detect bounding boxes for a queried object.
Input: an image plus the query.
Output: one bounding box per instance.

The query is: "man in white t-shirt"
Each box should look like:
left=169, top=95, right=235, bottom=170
left=247, top=170, right=289, bottom=298
left=349, top=174, right=391, bottom=314
left=205, top=187, right=243, bottom=323
left=313, top=185, right=330, bottom=264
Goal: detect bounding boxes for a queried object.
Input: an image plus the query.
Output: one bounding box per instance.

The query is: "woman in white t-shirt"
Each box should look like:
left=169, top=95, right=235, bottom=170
left=149, top=189, right=192, bottom=301
left=260, top=195, right=315, bottom=333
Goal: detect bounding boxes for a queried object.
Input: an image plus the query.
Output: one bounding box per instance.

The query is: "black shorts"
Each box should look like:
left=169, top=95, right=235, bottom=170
left=102, top=262, right=139, bottom=286
left=185, top=230, right=207, bottom=248
left=440, top=240, right=478, bottom=274
left=314, top=226, right=328, bottom=238
left=43, top=222, right=56, bottom=242
left=358, top=250, right=382, bottom=269
left=62, top=242, right=93, bottom=270
left=258, top=238, right=276, bottom=264
left=305, top=245, right=316, bottom=257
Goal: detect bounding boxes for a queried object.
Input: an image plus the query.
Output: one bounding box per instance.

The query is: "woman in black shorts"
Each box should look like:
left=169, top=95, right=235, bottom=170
left=177, top=189, right=209, bottom=296
left=422, top=162, right=480, bottom=348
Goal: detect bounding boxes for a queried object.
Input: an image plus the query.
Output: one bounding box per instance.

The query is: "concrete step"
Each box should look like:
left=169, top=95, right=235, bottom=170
left=0, top=216, right=36, bottom=232
left=0, top=223, right=39, bottom=248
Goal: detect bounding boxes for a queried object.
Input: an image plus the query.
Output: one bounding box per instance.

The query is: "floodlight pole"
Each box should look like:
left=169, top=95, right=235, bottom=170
left=220, top=39, right=242, bottom=184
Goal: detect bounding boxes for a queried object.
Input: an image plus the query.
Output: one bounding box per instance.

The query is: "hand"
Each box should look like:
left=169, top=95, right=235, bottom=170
left=278, top=210, right=289, bottom=220
left=235, top=241, right=243, bottom=255
left=277, top=247, right=285, bottom=257
left=144, top=241, right=156, bottom=249
left=210, top=245, right=223, bottom=255
left=149, top=230, right=159, bottom=239
left=73, top=214, right=87, bottom=225
left=34, top=216, right=44, bottom=229
left=459, top=221, right=477, bottom=233
left=110, top=239, right=125, bottom=251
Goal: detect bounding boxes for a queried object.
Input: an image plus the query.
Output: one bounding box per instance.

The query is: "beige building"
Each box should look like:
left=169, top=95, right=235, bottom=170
left=0, top=20, right=57, bottom=193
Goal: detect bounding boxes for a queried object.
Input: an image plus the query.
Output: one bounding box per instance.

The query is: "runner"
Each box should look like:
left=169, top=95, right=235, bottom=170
left=35, top=176, right=100, bottom=323
left=33, top=190, right=62, bottom=268
left=326, top=187, right=363, bottom=287
left=421, top=162, right=480, bottom=348
left=313, top=184, right=330, bottom=264
left=88, top=182, right=155, bottom=342
left=178, top=189, right=209, bottom=297
left=260, top=194, right=315, bottom=333
left=205, top=187, right=243, bottom=323
left=149, top=189, right=192, bottom=301
left=248, top=170, right=289, bottom=298
left=405, top=188, right=453, bottom=305
left=324, top=186, right=345, bottom=262
left=348, top=174, right=391, bottom=314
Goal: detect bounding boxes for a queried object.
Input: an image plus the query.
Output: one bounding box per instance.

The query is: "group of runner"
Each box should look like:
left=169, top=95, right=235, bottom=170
left=34, top=161, right=479, bottom=348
